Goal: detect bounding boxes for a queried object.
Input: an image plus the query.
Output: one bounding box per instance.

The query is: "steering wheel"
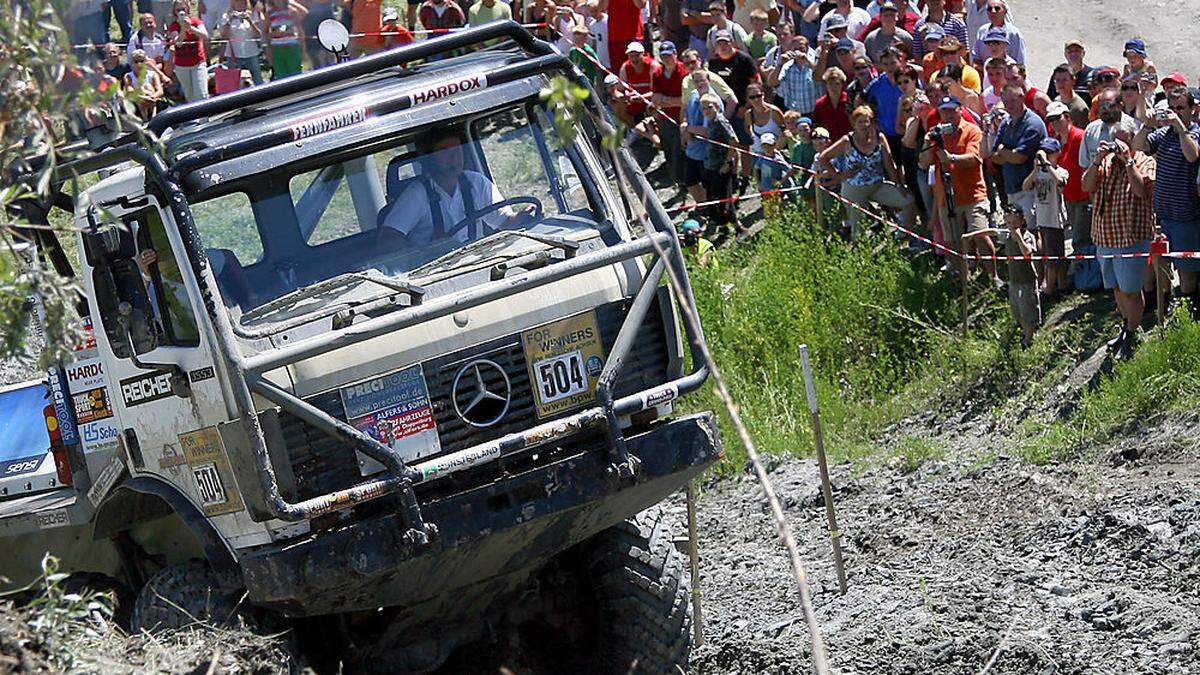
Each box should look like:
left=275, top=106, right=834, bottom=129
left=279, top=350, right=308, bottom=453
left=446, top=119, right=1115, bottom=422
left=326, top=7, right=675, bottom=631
left=445, top=197, right=543, bottom=240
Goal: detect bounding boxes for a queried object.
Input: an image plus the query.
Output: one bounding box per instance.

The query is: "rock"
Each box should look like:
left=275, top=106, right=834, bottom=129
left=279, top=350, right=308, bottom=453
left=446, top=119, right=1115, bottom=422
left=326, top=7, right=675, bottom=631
left=1159, top=642, right=1194, bottom=656
left=1047, top=584, right=1072, bottom=597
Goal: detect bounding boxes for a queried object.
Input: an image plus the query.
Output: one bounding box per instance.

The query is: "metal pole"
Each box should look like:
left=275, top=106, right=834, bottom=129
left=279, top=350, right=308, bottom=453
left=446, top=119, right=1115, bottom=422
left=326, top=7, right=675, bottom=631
left=1156, top=259, right=1167, bottom=327
left=685, top=480, right=705, bottom=646
left=798, top=345, right=848, bottom=595
left=961, top=257, right=969, bottom=336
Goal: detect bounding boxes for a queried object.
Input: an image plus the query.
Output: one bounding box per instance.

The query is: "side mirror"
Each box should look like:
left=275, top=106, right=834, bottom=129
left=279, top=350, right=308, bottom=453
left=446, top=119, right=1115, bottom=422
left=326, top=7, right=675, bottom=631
left=82, top=221, right=159, bottom=357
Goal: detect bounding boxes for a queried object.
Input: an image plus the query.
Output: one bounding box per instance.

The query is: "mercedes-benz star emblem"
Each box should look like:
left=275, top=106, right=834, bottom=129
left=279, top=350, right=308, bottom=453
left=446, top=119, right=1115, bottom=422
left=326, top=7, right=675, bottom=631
left=451, top=359, right=511, bottom=427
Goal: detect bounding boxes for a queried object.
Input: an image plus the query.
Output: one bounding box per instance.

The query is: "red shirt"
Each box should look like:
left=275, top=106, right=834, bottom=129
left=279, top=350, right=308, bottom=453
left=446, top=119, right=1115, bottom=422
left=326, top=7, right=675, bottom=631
left=652, top=60, right=687, bottom=120
left=168, top=18, right=206, bottom=67
left=1053, top=123, right=1088, bottom=202
left=619, top=56, right=659, bottom=116
left=813, top=89, right=852, bottom=140
left=607, top=0, right=643, bottom=41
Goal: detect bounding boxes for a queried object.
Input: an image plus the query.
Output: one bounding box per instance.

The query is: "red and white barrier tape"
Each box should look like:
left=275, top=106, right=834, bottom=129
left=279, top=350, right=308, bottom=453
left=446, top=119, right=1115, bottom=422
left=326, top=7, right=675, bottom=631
left=74, top=22, right=547, bottom=50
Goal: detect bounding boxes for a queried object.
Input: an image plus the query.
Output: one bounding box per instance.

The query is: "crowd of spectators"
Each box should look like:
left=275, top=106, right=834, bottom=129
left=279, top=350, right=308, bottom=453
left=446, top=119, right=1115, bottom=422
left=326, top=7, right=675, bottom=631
left=65, top=0, right=1200, bottom=356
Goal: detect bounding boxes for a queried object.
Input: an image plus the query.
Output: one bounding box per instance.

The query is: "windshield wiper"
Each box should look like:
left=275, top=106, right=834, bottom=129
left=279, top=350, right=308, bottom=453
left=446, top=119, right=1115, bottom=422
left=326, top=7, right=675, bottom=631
left=235, top=271, right=425, bottom=338
left=408, top=230, right=580, bottom=284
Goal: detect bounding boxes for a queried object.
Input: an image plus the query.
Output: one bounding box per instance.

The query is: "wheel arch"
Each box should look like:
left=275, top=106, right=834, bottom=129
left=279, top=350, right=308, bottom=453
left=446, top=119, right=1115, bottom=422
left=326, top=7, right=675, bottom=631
left=93, top=476, right=240, bottom=583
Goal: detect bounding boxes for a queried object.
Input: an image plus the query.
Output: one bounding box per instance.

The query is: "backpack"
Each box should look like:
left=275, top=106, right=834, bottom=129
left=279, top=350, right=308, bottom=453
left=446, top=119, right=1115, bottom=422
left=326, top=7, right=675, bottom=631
left=1072, top=244, right=1103, bottom=292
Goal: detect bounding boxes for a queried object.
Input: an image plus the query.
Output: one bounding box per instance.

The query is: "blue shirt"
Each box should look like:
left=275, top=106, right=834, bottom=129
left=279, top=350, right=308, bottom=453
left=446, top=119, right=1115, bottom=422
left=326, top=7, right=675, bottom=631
left=685, top=92, right=707, bottom=161
left=994, top=107, right=1046, bottom=194
left=864, top=73, right=903, bottom=137
left=1147, top=123, right=1200, bottom=222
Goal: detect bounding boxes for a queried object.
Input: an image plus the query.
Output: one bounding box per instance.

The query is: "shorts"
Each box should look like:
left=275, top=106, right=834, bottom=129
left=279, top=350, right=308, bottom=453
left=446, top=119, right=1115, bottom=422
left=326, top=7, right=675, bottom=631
left=1160, top=219, right=1200, bottom=272
left=1040, top=227, right=1065, bottom=266
left=270, top=44, right=303, bottom=79
left=944, top=202, right=989, bottom=251
left=1097, top=240, right=1151, bottom=293
left=1007, top=190, right=1036, bottom=229
left=1066, top=200, right=1091, bottom=248
left=683, top=156, right=705, bottom=188
left=1008, top=281, right=1042, bottom=327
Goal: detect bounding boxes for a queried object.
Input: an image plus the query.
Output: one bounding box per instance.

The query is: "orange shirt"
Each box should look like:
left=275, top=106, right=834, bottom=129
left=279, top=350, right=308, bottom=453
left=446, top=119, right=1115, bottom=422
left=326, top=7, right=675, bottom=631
left=351, top=0, right=383, bottom=51
left=931, top=119, right=988, bottom=206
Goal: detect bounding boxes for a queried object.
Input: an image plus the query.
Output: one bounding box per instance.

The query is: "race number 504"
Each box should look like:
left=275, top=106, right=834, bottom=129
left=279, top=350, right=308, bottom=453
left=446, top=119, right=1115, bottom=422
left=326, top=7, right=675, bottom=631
left=536, top=351, right=587, bottom=403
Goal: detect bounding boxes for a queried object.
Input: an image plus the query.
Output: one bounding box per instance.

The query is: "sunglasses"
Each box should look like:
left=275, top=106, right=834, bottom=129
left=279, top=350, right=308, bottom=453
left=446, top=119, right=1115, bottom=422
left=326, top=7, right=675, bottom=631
left=986, top=6, right=1004, bottom=12
left=855, top=65, right=871, bottom=70
left=748, top=94, right=763, bottom=99
left=1120, top=85, right=1139, bottom=91
left=1096, top=74, right=1118, bottom=82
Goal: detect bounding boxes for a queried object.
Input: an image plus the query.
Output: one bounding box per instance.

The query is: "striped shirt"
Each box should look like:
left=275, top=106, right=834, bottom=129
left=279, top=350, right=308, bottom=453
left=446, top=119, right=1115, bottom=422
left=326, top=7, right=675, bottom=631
left=911, top=14, right=968, bottom=60
left=1146, top=123, right=1200, bottom=222
left=1091, top=152, right=1157, bottom=248
left=777, top=60, right=821, bottom=114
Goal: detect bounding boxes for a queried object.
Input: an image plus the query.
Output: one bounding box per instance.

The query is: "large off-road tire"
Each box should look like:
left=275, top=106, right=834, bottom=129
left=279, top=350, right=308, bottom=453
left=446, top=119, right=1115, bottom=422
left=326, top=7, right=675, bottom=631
left=585, top=508, right=693, bottom=674
left=130, top=559, right=244, bottom=632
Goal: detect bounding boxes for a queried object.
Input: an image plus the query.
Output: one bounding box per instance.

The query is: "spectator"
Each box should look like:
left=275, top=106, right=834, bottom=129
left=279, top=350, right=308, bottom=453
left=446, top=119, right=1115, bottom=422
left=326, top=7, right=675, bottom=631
left=1023, top=137, right=1069, bottom=300
left=756, top=132, right=792, bottom=192
left=971, top=1, right=1023, bottom=67
left=101, top=43, right=131, bottom=81
left=585, top=2, right=611, bottom=69
left=845, top=55, right=874, bottom=105
left=818, top=104, right=915, bottom=240
left=788, top=114, right=816, bottom=188
left=929, top=38, right=982, bottom=93
left=981, top=56, right=1008, bottom=109
left=1081, top=120, right=1155, bottom=357
left=818, top=14, right=865, bottom=60
left=745, top=9, right=776, bottom=63
left=704, top=3, right=748, bottom=58
left=652, top=40, right=689, bottom=187
left=761, top=22, right=795, bottom=75
left=810, top=0, right=869, bottom=43
left=618, top=41, right=660, bottom=141
left=991, top=82, right=1047, bottom=227
left=551, top=5, right=586, bottom=54
left=707, top=30, right=760, bottom=190
left=265, top=0, right=306, bottom=80
left=682, top=69, right=719, bottom=204
left=813, top=66, right=852, bottom=140
left=124, top=48, right=164, bottom=120
left=128, top=13, right=168, bottom=64
left=1009, top=63, right=1051, bottom=119
left=219, top=0, right=264, bottom=85
left=166, top=0, right=209, bottom=101
left=600, top=0, right=646, bottom=72
left=787, top=0, right=822, bottom=44
left=699, top=92, right=742, bottom=236
left=199, top=0, right=230, bottom=35
left=975, top=27, right=1015, bottom=80
left=991, top=204, right=1040, bottom=347
left=1051, top=63, right=1091, bottom=129
left=1079, top=88, right=1134, bottom=170
left=1048, top=39, right=1094, bottom=102
left=813, top=28, right=862, bottom=84
left=863, top=47, right=905, bottom=153
left=1044, top=101, right=1092, bottom=253
left=912, top=0, right=967, bottom=61
left=1085, top=65, right=1122, bottom=120
left=936, top=63, right=984, bottom=117
left=679, top=219, right=716, bottom=267
left=768, top=34, right=819, bottom=116
left=1119, top=76, right=1143, bottom=119
left=920, top=94, right=994, bottom=277
left=1136, top=87, right=1200, bottom=317
left=300, top=0, right=335, bottom=68
left=809, top=125, right=843, bottom=224
left=861, top=1, right=912, bottom=64
left=1157, top=72, right=1188, bottom=107
left=418, top=0, right=466, bottom=55
left=745, top=82, right=785, bottom=158
left=347, top=0, right=384, bottom=57
left=679, top=0, right=716, bottom=59
left=681, top=49, right=737, bottom=117
left=379, top=8, right=414, bottom=49
left=568, top=23, right=603, bottom=88
left=1122, top=38, right=1157, bottom=82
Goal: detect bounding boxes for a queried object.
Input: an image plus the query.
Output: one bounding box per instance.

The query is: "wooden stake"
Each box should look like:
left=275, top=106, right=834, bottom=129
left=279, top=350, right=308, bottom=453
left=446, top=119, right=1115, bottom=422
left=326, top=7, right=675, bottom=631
left=799, top=344, right=848, bottom=595
left=686, top=480, right=705, bottom=646
left=814, top=186, right=825, bottom=231
left=1156, top=258, right=1168, bottom=327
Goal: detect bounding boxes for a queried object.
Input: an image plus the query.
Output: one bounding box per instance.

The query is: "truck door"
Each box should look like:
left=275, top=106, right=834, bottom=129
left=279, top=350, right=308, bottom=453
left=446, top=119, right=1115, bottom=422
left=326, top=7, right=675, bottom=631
left=84, top=198, right=245, bottom=522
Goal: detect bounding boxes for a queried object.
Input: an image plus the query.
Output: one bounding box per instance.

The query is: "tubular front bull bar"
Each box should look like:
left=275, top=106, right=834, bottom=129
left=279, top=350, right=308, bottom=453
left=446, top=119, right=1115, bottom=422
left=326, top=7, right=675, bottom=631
left=64, top=23, right=710, bottom=546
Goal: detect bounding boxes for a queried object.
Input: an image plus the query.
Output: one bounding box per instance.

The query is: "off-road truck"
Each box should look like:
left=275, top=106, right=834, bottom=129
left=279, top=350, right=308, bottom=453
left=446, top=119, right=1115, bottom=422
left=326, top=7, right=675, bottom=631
left=0, top=22, right=721, bottom=672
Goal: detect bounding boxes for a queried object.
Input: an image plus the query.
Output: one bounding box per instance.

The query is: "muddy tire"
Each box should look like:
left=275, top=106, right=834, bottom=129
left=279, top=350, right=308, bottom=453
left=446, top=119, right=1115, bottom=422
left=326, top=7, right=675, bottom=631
left=130, top=559, right=243, bottom=632
left=585, top=508, right=692, bottom=674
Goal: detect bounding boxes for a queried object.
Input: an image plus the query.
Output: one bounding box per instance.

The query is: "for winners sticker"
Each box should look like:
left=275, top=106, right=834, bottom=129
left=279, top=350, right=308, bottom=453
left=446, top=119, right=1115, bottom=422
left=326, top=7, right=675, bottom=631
left=522, top=312, right=606, bottom=418
left=178, top=427, right=244, bottom=517
left=339, top=364, right=441, bottom=467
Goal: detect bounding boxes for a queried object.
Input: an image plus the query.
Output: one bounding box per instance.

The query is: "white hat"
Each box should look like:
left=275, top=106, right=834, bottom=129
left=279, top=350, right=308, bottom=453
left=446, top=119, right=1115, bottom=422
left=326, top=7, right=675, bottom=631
left=626, top=41, right=645, bottom=53
left=760, top=132, right=778, bottom=145
left=1044, top=101, right=1069, bottom=118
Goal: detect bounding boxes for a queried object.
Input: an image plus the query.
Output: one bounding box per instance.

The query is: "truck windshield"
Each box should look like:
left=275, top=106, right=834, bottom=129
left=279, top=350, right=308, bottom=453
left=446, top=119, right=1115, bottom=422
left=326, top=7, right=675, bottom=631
left=189, top=103, right=603, bottom=320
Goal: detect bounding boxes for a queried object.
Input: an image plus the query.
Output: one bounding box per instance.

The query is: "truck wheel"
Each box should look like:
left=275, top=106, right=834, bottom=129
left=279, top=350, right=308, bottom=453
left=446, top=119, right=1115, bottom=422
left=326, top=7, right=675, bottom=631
left=130, top=559, right=243, bottom=632
left=585, top=508, right=692, bottom=674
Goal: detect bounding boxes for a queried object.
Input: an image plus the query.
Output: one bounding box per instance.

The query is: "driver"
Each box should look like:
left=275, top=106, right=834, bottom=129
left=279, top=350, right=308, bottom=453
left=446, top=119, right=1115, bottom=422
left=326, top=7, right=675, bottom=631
left=379, top=133, right=525, bottom=246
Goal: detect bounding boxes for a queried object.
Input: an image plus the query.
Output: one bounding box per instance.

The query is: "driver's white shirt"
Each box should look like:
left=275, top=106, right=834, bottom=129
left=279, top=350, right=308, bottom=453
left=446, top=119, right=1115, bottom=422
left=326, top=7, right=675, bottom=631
left=382, top=170, right=507, bottom=244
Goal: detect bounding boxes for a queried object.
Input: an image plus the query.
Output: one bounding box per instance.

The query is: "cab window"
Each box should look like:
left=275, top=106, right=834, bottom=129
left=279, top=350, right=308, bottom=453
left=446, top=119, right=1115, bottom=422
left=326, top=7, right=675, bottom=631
left=134, top=210, right=200, bottom=346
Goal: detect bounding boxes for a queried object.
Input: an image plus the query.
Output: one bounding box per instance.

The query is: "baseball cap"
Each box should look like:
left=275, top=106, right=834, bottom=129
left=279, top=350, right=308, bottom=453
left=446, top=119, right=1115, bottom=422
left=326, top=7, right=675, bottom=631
left=658, top=40, right=676, bottom=55
left=923, top=25, right=945, bottom=42
left=1039, top=137, right=1062, bottom=153
left=835, top=37, right=855, bottom=52
left=983, top=27, right=1009, bottom=45
left=681, top=218, right=702, bottom=233
left=812, top=127, right=831, bottom=139
left=937, top=95, right=961, bottom=110
left=572, top=22, right=589, bottom=34
left=798, top=116, right=813, bottom=126
left=626, top=41, right=645, bottom=53
left=760, top=132, right=778, bottom=145
left=603, top=73, right=619, bottom=87
left=713, top=29, right=733, bottom=43
left=1064, top=38, right=1085, bottom=50
left=1162, top=71, right=1189, bottom=86
left=381, top=7, right=398, bottom=21
left=1092, top=65, right=1121, bottom=82
left=825, top=14, right=848, bottom=30
left=1044, top=101, right=1069, bottom=118
left=878, top=0, right=899, bottom=12
left=1123, top=38, right=1147, bottom=57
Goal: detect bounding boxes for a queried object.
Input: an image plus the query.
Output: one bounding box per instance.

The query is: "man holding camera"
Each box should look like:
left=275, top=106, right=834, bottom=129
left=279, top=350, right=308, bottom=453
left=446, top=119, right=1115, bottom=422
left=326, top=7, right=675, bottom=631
left=920, top=95, right=997, bottom=282
left=1135, top=87, right=1200, bottom=318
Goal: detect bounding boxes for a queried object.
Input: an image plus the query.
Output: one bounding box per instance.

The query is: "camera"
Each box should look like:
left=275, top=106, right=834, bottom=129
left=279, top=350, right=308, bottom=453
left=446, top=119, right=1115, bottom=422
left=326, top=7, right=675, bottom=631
left=928, top=122, right=955, bottom=142
left=1098, top=140, right=1116, bottom=153
left=1154, top=108, right=1172, bottom=121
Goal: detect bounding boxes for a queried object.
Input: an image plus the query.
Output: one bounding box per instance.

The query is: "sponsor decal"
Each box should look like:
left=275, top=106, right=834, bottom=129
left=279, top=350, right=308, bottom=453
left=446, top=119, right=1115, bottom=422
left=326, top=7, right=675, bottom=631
left=409, top=73, right=487, bottom=106
left=522, top=312, right=606, bottom=418
left=288, top=106, right=368, bottom=141
left=188, top=366, right=216, bottom=383
left=74, top=317, right=97, bottom=352
left=86, top=454, right=126, bottom=507
left=46, top=366, right=78, bottom=446
left=34, top=509, right=70, bottom=530
left=178, top=427, right=244, bottom=517
left=120, top=370, right=175, bottom=407
left=2, top=455, right=45, bottom=477
left=642, top=384, right=679, bottom=409
left=419, top=444, right=501, bottom=479
left=71, top=386, right=113, bottom=425
left=157, top=444, right=187, bottom=474
left=340, top=364, right=441, bottom=466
